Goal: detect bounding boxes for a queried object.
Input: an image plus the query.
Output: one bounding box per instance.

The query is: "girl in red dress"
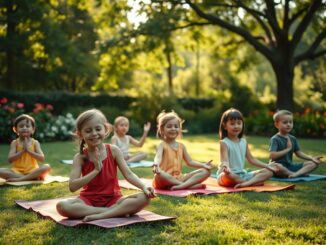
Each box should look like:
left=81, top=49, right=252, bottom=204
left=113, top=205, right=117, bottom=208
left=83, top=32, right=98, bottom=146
left=56, top=109, right=155, bottom=222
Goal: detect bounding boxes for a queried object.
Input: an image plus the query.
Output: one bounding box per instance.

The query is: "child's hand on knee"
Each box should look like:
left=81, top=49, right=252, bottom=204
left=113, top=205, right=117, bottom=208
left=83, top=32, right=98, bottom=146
left=143, top=186, right=156, bottom=198
left=203, top=160, right=214, bottom=170
left=312, top=155, right=323, bottom=165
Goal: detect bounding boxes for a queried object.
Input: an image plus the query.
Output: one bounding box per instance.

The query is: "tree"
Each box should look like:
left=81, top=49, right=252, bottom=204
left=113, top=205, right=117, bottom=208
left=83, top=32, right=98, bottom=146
left=0, top=0, right=98, bottom=92
left=146, top=0, right=326, bottom=110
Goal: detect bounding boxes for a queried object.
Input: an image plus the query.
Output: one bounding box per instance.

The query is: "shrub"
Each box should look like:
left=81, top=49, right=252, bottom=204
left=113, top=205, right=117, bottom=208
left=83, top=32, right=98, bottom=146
left=0, top=98, right=25, bottom=143
left=0, top=97, right=76, bottom=143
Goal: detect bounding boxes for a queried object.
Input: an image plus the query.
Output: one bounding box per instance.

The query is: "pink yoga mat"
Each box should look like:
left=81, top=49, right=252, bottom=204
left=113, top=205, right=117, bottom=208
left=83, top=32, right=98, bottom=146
left=119, top=178, right=295, bottom=197
left=15, top=197, right=175, bottom=228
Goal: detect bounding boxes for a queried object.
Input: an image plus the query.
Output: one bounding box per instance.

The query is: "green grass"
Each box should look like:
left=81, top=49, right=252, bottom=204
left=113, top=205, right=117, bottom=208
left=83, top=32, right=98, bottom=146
left=0, top=135, right=325, bottom=244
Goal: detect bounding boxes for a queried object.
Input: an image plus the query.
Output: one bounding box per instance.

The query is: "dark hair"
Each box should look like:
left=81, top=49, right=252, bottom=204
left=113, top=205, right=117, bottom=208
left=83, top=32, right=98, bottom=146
left=14, top=114, right=35, bottom=129
left=219, top=108, right=244, bottom=139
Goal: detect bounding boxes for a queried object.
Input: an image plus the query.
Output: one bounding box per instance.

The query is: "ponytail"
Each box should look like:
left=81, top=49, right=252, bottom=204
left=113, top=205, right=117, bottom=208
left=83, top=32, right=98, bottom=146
left=79, top=139, right=85, bottom=154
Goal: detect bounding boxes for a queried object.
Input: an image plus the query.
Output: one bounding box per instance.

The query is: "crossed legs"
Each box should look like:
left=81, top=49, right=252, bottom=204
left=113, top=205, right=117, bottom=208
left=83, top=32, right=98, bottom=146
left=0, top=164, right=51, bottom=182
left=126, top=152, right=147, bottom=164
left=56, top=192, right=150, bottom=222
left=218, top=168, right=273, bottom=188
left=154, top=168, right=211, bottom=190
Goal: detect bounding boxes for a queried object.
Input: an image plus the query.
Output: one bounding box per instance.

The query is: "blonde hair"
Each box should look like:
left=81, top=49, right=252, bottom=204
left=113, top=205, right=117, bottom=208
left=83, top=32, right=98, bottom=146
left=75, top=109, right=111, bottom=154
left=273, top=110, right=293, bottom=122
left=113, top=116, right=129, bottom=136
left=156, top=110, right=184, bottom=139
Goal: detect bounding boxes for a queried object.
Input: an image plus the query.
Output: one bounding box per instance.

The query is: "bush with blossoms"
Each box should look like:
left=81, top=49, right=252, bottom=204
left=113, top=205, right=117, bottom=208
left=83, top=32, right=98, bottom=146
left=0, top=97, right=75, bottom=143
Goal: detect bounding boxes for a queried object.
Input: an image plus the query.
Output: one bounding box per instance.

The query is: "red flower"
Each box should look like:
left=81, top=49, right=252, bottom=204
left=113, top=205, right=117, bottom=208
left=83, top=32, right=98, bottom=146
left=1, top=97, right=7, bottom=104
left=304, top=108, right=311, bottom=114
left=8, top=107, right=15, bottom=113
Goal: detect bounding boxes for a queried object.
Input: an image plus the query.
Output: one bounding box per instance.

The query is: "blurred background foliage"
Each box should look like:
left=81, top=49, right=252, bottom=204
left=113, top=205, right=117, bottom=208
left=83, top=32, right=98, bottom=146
left=0, top=0, right=325, bottom=141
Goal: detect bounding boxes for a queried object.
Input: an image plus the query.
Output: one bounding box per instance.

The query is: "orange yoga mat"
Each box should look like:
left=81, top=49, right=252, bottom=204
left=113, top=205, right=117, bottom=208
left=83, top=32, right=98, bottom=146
left=119, top=177, right=295, bottom=197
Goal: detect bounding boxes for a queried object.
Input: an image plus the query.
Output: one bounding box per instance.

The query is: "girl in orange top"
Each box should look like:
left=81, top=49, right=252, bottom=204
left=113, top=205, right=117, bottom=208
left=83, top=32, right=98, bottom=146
left=152, top=111, right=213, bottom=190
left=56, top=109, right=155, bottom=222
left=0, top=114, right=51, bottom=182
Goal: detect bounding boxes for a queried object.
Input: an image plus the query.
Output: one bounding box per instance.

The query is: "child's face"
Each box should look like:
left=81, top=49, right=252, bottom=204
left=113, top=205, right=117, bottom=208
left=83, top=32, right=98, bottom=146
left=15, top=119, right=35, bottom=138
left=224, top=119, right=243, bottom=138
left=115, top=120, right=129, bottom=135
left=162, top=118, right=180, bottom=140
left=275, top=114, right=293, bottom=134
left=79, top=117, right=108, bottom=148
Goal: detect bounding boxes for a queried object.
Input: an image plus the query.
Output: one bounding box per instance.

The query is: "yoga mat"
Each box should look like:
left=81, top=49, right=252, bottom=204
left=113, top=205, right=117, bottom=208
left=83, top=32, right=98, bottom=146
left=118, top=177, right=295, bottom=197
left=128, top=160, right=154, bottom=168
left=15, top=197, right=175, bottom=228
left=61, top=159, right=154, bottom=168
left=1, top=175, right=69, bottom=186
left=271, top=174, right=326, bottom=182
left=0, top=177, right=6, bottom=185
left=60, top=160, right=73, bottom=164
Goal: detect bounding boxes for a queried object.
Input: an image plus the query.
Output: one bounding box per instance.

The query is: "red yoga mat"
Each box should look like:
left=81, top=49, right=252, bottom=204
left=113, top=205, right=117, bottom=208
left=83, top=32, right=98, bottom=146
left=119, top=177, right=295, bottom=197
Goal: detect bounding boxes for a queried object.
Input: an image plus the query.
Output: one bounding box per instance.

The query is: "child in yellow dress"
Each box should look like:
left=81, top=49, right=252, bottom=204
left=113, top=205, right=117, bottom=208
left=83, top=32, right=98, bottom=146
left=152, top=111, right=213, bottom=190
left=0, top=114, right=51, bottom=181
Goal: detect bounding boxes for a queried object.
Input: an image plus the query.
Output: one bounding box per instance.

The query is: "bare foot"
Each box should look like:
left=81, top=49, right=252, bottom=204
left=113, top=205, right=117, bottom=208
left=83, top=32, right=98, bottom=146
left=234, top=183, right=243, bottom=189
left=170, top=185, right=181, bottom=191
left=170, top=183, right=206, bottom=190
left=83, top=214, right=100, bottom=222
left=7, top=177, right=23, bottom=182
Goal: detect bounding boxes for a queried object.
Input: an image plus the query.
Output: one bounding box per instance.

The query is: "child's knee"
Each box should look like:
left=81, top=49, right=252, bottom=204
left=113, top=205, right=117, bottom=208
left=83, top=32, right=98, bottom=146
left=218, top=173, right=236, bottom=187
left=201, top=168, right=211, bottom=177
left=263, top=168, right=273, bottom=178
left=56, top=201, right=69, bottom=216
left=42, top=164, right=51, bottom=171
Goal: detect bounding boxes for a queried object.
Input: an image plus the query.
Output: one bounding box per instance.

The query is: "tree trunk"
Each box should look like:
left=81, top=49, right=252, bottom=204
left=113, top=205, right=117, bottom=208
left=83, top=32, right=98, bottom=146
left=272, top=63, right=295, bottom=111
left=166, top=47, right=173, bottom=96
left=195, top=40, right=200, bottom=97
left=5, top=1, right=16, bottom=89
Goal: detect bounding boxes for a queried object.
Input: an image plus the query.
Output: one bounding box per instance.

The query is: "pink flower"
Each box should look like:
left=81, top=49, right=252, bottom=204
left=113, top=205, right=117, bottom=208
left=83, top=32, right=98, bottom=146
left=17, top=103, right=24, bottom=109
left=1, top=97, right=7, bottom=104
left=46, top=104, right=53, bottom=110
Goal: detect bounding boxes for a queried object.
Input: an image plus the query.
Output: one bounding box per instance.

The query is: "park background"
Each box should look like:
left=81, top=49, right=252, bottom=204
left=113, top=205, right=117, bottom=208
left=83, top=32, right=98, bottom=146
left=0, top=1, right=325, bottom=244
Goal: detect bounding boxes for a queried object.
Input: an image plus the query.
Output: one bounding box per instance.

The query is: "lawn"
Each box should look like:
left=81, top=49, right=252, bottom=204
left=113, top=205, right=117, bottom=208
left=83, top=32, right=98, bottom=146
left=0, top=135, right=325, bottom=244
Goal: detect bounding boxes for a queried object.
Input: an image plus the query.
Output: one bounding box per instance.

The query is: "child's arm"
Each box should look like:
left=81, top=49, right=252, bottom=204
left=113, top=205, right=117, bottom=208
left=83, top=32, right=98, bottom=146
left=183, top=144, right=213, bottom=170
left=218, top=142, right=231, bottom=174
left=68, top=150, right=102, bottom=192
left=246, top=145, right=277, bottom=172
left=153, top=143, right=163, bottom=174
left=111, top=135, right=117, bottom=145
left=270, top=136, right=292, bottom=160
left=112, top=145, right=155, bottom=198
left=129, top=122, right=151, bottom=147
left=295, top=150, right=323, bottom=164
left=8, top=140, right=25, bottom=163
left=26, top=139, right=45, bottom=162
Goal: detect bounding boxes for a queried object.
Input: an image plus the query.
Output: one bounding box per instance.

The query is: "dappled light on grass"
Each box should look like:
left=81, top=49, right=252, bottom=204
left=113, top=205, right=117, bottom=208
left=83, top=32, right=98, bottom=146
left=0, top=135, right=325, bottom=243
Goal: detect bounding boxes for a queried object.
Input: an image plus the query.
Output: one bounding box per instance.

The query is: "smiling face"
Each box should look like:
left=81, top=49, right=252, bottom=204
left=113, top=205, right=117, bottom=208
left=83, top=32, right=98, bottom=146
left=79, top=116, right=109, bottom=149
left=14, top=119, right=35, bottom=139
left=161, top=118, right=181, bottom=141
left=275, top=114, right=293, bottom=135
